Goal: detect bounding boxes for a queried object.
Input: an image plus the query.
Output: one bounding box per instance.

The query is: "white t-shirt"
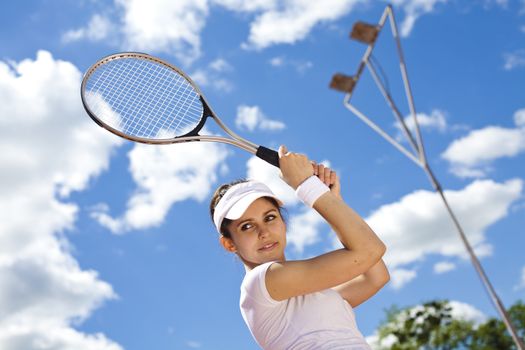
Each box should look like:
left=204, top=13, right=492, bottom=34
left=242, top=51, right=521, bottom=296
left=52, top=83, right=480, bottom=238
left=240, top=261, right=372, bottom=350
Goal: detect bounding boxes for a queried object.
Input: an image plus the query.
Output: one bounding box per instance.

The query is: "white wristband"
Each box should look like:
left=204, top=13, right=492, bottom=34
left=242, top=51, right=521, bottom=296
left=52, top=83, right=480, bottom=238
left=295, top=176, right=330, bottom=207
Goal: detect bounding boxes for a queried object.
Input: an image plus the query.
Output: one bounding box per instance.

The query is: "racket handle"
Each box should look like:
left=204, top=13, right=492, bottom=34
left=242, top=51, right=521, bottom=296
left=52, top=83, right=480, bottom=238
left=256, top=146, right=280, bottom=168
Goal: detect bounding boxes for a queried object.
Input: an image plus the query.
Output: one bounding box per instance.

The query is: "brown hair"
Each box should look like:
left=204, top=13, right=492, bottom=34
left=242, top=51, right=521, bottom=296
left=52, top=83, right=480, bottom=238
left=209, top=179, right=286, bottom=238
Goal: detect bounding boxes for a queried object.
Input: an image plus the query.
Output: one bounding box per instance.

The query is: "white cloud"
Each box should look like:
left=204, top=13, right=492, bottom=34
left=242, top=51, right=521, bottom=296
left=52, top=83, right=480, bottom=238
left=395, top=109, right=448, bottom=142
left=242, top=0, right=360, bottom=50
left=63, top=0, right=209, bottom=64
left=503, top=49, right=525, bottom=71
left=212, top=0, right=276, bottom=12
left=0, top=51, right=121, bottom=349
left=92, top=138, right=229, bottom=233
left=66, top=0, right=360, bottom=59
left=442, top=114, right=525, bottom=178
left=63, top=0, right=449, bottom=64
left=190, top=69, right=233, bottom=93
left=190, top=58, right=234, bottom=92
left=116, top=0, right=209, bottom=65
left=269, top=56, right=285, bottom=66
left=236, top=105, right=286, bottom=132
left=396, top=109, right=447, bottom=134
left=514, top=108, right=525, bottom=127
left=367, top=332, right=398, bottom=350
left=446, top=166, right=488, bottom=179
left=433, top=261, right=456, bottom=274
left=449, top=300, right=487, bottom=325
left=0, top=324, right=122, bottom=350
left=62, top=14, right=114, bottom=43
left=365, top=179, right=522, bottom=287
left=390, top=268, right=417, bottom=289
left=209, top=58, right=233, bottom=72
left=286, top=208, right=326, bottom=254
left=268, top=56, right=313, bottom=73
left=390, top=0, right=448, bottom=37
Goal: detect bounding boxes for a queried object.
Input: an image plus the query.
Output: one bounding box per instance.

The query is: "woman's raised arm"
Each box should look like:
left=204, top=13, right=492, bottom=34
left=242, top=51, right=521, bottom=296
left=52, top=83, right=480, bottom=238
left=265, top=146, right=386, bottom=301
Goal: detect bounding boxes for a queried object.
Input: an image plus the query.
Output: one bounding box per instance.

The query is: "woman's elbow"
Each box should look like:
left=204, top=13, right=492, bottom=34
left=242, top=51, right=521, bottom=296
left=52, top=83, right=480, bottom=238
left=378, top=261, right=390, bottom=288
left=381, top=268, right=390, bottom=286
left=371, top=267, right=390, bottom=290
left=377, top=241, right=387, bottom=257
left=370, top=241, right=386, bottom=261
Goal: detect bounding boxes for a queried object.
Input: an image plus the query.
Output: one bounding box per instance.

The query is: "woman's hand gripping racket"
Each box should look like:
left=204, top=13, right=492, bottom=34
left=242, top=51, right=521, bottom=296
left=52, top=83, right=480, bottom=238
left=80, top=52, right=279, bottom=167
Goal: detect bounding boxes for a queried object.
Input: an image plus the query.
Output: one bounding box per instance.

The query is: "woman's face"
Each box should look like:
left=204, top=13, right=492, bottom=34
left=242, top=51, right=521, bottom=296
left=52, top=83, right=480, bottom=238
left=223, top=197, right=286, bottom=270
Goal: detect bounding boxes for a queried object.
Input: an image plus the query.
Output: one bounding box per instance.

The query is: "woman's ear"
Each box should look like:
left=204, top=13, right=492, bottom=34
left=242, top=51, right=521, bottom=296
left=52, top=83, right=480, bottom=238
left=220, top=236, right=237, bottom=253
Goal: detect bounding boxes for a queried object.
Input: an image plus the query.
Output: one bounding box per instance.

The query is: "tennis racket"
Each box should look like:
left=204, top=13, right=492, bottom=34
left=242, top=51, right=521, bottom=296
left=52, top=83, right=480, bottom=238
left=80, top=52, right=280, bottom=167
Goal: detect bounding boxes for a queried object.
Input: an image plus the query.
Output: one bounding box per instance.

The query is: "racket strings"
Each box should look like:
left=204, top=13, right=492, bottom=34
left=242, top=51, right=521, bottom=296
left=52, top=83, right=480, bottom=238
left=128, top=61, right=175, bottom=137
left=159, top=71, right=202, bottom=135
left=85, top=56, right=204, bottom=139
left=130, top=63, right=203, bottom=135
left=117, top=59, right=201, bottom=135
left=120, top=60, right=201, bottom=136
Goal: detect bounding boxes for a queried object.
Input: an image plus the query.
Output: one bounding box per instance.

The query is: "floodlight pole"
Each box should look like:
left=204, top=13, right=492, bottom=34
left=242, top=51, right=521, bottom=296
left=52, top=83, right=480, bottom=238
left=331, top=5, right=524, bottom=349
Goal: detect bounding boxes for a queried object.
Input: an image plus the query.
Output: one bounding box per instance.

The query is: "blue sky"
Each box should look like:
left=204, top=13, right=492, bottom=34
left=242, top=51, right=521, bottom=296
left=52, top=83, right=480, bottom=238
left=1, top=0, right=525, bottom=349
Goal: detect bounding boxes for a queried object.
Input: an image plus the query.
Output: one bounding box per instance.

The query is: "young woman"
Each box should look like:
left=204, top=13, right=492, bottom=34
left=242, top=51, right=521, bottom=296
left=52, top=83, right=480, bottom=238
left=209, top=145, right=389, bottom=349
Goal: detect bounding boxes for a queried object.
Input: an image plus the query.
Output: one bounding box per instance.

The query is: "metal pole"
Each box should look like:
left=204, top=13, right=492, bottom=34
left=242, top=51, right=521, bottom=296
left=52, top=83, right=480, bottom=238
left=424, top=165, right=525, bottom=349
left=336, top=5, right=525, bottom=348
left=343, top=101, right=525, bottom=349
left=386, top=4, right=427, bottom=165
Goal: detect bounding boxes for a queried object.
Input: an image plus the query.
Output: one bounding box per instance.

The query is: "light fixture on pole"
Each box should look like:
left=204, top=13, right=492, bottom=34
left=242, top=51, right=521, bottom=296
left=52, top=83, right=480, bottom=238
left=330, top=5, right=524, bottom=349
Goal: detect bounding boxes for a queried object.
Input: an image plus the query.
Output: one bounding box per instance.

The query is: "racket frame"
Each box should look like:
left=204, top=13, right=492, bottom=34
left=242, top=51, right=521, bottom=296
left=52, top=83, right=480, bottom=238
left=80, top=52, right=261, bottom=156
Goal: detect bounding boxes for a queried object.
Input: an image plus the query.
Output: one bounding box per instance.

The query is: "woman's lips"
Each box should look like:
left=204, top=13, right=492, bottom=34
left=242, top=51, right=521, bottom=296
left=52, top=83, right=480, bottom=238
left=258, top=242, right=278, bottom=251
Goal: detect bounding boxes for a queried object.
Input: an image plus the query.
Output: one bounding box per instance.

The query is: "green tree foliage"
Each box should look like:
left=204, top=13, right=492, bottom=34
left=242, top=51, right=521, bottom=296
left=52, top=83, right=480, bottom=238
left=375, top=300, right=525, bottom=349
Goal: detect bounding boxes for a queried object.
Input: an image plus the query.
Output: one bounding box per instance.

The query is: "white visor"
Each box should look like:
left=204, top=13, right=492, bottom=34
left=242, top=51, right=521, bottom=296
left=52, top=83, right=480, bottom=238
left=213, top=180, right=283, bottom=232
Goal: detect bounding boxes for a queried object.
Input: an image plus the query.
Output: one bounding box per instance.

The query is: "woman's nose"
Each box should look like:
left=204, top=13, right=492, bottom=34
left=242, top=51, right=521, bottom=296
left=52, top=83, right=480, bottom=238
left=258, top=225, right=270, bottom=238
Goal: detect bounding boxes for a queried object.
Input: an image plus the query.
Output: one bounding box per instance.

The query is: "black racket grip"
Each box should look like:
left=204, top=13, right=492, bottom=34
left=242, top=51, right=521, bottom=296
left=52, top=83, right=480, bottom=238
left=256, top=146, right=280, bottom=168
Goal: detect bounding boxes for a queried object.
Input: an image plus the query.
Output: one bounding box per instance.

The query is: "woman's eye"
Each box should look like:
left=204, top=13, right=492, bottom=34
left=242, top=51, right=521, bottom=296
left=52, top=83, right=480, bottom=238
left=265, top=214, right=276, bottom=222
left=241, top=223, right=253, bottom=231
